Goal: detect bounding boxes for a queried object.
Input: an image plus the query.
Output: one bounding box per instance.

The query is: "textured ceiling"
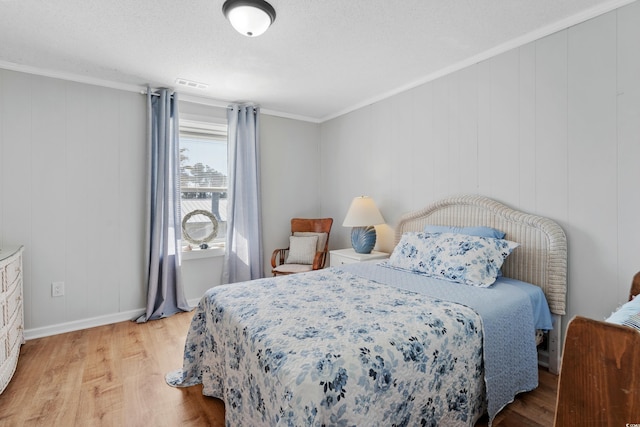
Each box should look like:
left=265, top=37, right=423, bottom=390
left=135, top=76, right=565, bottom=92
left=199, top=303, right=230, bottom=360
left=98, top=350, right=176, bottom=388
left=0, top=0, right=631, bottom=121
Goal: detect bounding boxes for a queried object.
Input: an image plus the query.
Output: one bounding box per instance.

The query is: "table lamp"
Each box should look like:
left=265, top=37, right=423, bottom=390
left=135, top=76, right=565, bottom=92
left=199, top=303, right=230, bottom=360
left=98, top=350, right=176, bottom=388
left=342, top=196, right=385, bottom=254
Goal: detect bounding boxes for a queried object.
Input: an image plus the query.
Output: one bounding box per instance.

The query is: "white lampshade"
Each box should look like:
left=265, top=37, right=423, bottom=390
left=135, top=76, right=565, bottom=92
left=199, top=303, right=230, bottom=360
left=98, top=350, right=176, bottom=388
left=222, top=0, right=276, bottom=37
left=342, top=196, right=385, bottom=227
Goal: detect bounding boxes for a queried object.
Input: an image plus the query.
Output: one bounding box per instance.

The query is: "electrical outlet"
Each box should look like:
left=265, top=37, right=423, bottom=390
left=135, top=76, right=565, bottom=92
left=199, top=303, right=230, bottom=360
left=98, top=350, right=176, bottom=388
left=52, top=282, right=65, bottom=297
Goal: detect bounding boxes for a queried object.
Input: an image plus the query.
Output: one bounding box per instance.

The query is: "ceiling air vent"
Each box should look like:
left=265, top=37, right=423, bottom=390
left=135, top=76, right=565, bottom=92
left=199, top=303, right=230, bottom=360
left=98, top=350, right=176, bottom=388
left=175, top=78, right=209, bottom=90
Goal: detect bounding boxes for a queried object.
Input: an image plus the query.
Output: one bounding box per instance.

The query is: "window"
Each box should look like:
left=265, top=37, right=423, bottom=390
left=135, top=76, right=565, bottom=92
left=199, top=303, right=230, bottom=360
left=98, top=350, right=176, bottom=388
left=179, top=119, right=228, bottom=247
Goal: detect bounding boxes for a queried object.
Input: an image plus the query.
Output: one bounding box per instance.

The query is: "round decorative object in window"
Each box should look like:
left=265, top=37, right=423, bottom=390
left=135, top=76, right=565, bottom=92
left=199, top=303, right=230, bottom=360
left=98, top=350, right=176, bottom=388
left=182, top=210, right=219, bottom=245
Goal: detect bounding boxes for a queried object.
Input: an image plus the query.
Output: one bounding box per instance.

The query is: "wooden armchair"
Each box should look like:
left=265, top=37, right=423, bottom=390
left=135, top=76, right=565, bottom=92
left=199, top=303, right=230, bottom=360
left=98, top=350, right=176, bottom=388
left=271, top=218, right=333, bottom=276
left=554, top=273, right=640, bottom=426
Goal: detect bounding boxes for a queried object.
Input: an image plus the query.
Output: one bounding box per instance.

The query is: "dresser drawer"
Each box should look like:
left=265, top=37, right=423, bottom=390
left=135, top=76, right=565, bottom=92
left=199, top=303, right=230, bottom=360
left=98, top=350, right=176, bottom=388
left=7, top=310, right=23, bottom=355
left=0, top=246, right=23, bottom=395
left=330, top=252, right=357, bottom=266
left=5, top=255, right=22, bottom=290
left=5, top=280, right=22, bottom=324
left=0, top=301, right=6, bottom=328
left=0, top=334, right=6, bottom=366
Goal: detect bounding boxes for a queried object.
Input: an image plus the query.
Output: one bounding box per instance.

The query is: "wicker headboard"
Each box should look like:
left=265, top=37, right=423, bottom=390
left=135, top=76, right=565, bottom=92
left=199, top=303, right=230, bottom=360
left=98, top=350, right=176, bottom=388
left=395, top=195, right=567, bottom=315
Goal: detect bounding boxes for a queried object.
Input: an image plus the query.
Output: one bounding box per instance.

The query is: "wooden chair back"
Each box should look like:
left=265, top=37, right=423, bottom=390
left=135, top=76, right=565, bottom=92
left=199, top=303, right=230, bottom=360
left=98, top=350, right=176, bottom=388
left=290, top=218, right=333, bottom=235
left=554, top=316, right=640, bottom=426
left=630, top=271, right=640, bottom=301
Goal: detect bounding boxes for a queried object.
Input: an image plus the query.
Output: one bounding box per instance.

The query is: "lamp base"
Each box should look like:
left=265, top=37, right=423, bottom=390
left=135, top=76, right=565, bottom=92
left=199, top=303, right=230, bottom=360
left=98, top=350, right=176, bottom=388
left=350, top=226, right=377, bottom=254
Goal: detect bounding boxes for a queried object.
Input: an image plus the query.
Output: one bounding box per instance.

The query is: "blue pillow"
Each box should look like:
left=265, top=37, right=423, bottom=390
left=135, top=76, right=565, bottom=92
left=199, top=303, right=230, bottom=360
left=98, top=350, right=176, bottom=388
left=423, top=225, right=506, bottom=239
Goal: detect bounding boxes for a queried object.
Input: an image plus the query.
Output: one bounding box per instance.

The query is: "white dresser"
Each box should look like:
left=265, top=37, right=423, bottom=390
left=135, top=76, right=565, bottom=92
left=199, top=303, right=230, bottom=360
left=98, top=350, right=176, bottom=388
left=0, top=246, right=24, bottom=394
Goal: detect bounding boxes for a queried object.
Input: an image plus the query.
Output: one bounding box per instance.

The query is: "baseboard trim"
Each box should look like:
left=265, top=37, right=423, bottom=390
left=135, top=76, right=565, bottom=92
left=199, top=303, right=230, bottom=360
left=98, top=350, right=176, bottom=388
left=24, top=308, right=146, bottom=340
left=24, top=300, right=203, bottom=340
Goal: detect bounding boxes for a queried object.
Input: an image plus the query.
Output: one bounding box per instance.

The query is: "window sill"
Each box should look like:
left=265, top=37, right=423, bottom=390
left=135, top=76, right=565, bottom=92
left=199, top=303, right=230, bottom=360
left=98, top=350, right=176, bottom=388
left=182, top=245, right=225, bottom=261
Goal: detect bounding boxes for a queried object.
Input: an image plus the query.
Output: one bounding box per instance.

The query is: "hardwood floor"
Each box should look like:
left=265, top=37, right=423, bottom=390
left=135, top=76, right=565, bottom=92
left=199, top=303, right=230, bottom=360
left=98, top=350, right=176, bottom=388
left=0, top=312, right=557, bottom=426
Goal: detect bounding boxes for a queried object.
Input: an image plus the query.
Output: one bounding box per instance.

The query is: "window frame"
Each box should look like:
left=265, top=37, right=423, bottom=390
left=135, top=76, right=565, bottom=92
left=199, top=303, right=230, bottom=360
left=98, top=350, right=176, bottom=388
left=178, top=118, right=228, bottom=250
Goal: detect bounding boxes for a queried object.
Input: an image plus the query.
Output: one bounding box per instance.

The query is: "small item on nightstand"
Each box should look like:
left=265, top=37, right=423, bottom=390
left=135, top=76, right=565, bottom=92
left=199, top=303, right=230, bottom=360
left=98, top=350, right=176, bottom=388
left=200, top=243, right=209, bottom=249
left=184, top=245, right=192, bottom=251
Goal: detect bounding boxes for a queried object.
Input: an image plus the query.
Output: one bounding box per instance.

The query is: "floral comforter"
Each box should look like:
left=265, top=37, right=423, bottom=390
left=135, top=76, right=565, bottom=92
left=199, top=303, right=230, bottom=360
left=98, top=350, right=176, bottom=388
left=167, top=267, right=487, bottom=426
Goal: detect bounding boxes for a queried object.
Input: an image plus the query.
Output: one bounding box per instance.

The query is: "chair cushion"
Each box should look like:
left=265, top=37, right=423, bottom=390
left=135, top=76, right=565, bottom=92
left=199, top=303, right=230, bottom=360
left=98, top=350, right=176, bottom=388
left=285, top=235, right=318, bottom=264
left=273, top=263, right=314, bottom=274
left=293, top=232, right=328, bottom=252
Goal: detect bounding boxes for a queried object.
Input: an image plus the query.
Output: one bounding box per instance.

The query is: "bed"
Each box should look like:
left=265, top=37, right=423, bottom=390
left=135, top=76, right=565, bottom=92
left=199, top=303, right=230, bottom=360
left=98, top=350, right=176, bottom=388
left=553, top=272, right=640, bottom=426
left=167, top=195, right=567, bottom=426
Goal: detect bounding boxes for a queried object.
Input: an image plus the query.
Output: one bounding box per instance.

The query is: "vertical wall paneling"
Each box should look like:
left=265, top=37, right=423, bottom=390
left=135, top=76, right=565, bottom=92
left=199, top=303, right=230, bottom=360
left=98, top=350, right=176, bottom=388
left=567, top=11, right=618, bottom=319
left=117, top=92, right=146, bottom=311
left=259, top=115, right=321, bottom=276
left=320, top=2, right=640, bottom=327
left=431, top=76, right=452, bottom=200
left=518, top=44, right=537, bottom=213
left=328, top=114, right=352, bottom=228
left=343, top=108, right=373, bottom=197
left=489, top=49, right=521, bottom=204
left=369, top=99, right=394, bottom=209
left=447, top=73, right=462, bottom=194
left=369, top=99, right=397, bottom=251
left=534, top=31, right=569, bottom=223
left=453, top=66, right=480, bottom=196
left=319, top=115, right=346, bottom=247
left=0, top=72, right=149, bottom=331
left=85, top=86, right=121, bottom=318
left=389, top=90, right=414, bottom=215
left=0, top=71, right=34, bottom=327
left=64, top=82, right=90, bottom=321
left=410, top=83, right=435, bottom=209
left=616, top=1, right=640, bottom=303
left=476, top=60, right=493, bottom=196
left=30, top=77, right=68, bottom=327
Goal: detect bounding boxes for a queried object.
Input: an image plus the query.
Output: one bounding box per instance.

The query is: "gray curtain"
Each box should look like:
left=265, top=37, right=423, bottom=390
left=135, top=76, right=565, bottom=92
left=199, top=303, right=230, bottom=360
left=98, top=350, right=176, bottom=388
left=137, top=88, right=190, bottom=322
left=224, top=104, right=264, bottom=283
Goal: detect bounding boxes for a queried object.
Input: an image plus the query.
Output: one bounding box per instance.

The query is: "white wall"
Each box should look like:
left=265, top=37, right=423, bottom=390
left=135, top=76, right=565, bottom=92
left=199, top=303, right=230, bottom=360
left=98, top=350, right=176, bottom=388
left=260, top=115, right=321, bottom=276
left=319, top=3, right=640, bottom=332
left=0, top=71, right=147, bottom=335
left=3, top=1, right=638, bottom=338
left=0, top=73, right=321, bottom=336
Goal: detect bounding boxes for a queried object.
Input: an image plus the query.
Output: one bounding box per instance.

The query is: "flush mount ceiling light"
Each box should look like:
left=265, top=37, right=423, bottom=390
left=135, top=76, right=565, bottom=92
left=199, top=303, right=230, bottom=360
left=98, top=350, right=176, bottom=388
left=222, top=0, right=276, bottom=37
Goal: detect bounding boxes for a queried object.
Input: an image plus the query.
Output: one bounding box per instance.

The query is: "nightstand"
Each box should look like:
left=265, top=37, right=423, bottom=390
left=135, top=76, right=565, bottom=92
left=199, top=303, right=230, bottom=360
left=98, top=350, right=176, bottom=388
left=329, top=248, right=389, bottom=267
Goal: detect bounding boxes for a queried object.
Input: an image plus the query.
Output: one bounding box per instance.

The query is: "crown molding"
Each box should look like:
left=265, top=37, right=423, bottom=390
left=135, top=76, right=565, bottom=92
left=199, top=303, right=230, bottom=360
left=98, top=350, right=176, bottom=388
left=1, top=0, right=634, bottom=125
left=0, top=60, right=321, bottom=123
left=321, top=0, right=636, bottom=122
left=0, top=60, right=144, bottom=93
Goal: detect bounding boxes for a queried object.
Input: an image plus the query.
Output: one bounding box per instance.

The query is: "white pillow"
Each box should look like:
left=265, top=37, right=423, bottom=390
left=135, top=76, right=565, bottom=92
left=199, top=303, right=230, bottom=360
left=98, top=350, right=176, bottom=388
left=293, top=232, right=328, bottom=252
left=606, top=295, right=640, bottom=330
left=285, top=235, right=319, bottom=265
left=388, top=232, right=519, bottom=287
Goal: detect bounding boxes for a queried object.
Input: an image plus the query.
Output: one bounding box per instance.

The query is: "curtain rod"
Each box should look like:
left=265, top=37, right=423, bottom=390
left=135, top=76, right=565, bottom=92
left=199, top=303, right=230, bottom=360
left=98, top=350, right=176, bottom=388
left=142, top=89, right=258, bottom=112
left=141, top=88, right=175, bottom=98
left=227, top=104, right=259, bottom=112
